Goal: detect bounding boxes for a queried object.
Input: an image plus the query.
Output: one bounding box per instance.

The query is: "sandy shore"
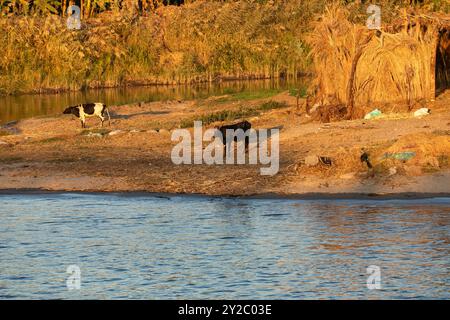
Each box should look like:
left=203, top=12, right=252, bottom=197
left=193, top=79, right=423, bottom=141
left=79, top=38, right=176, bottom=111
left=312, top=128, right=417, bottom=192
left=1, top=91, right=449, bottom=198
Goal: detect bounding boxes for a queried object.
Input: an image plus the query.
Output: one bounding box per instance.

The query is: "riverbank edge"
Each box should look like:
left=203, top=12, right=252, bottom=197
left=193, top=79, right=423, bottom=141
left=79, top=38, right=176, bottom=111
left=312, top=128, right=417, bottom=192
left=0, top=74, right=305, bottom=98
left=1, top=188, right=450, bottom=201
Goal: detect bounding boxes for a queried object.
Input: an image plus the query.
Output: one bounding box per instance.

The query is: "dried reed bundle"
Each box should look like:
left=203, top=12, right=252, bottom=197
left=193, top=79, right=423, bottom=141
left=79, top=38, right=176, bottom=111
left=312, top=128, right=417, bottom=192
left=308, top=6, right=449, bottom=120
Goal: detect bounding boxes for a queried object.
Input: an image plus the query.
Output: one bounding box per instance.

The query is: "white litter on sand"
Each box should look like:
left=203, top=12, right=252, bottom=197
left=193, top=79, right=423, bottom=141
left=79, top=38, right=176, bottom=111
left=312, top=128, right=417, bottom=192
left=413, top=108, right=430, bottom=118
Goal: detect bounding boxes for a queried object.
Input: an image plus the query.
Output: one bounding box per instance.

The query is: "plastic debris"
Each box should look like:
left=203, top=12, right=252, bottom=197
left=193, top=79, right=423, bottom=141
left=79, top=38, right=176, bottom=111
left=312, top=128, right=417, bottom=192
left=413, top=108, right=430, bottom=118
left=383, top=151, right=416, bottom=161
left=364, top=109, right=382, bottom=120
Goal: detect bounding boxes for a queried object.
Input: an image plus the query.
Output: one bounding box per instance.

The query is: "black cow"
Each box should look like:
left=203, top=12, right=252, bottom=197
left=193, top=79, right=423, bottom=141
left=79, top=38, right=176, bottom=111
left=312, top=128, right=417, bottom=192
left=215, top=120, right=252, bottom=155
left=63, top=103, right=110, bottom=128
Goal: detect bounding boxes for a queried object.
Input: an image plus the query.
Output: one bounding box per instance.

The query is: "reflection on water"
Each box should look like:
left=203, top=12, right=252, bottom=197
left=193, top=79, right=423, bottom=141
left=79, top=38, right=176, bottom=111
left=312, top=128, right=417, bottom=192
left=0, top=194, right=449, bottom=299
left=0, top=79, right=303, bottom=125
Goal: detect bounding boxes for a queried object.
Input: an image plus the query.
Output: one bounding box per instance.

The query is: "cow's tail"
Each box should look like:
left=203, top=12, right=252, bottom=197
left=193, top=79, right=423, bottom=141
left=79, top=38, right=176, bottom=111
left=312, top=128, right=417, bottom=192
left=104, top=104, right=111, bottom=126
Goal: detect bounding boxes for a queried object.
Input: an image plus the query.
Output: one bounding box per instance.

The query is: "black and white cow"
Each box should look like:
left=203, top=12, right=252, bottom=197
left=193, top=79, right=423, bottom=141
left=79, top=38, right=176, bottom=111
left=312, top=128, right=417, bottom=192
left=63, top=103, right=110, bottom=128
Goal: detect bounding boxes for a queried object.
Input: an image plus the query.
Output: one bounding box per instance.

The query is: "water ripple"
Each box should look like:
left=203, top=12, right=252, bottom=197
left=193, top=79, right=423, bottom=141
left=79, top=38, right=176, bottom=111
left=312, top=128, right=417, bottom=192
left=0, top=194, right=449, bottom=299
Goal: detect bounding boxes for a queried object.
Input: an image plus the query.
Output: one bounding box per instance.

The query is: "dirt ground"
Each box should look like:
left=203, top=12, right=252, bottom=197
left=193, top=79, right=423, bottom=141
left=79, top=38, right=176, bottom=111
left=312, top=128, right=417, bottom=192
left=0, top=90, right=449, bottom=197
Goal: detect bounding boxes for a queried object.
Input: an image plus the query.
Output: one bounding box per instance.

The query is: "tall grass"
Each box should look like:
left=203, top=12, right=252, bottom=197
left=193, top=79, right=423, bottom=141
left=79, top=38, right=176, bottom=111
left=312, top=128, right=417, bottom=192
left=0, top=0, right=447, bottom=95
left=0, top=0, right=324, bottom=95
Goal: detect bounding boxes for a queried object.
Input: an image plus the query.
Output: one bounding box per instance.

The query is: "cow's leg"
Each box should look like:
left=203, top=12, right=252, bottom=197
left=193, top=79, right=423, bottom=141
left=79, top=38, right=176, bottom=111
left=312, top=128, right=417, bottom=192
left=99, top=115, right=105, bottom=127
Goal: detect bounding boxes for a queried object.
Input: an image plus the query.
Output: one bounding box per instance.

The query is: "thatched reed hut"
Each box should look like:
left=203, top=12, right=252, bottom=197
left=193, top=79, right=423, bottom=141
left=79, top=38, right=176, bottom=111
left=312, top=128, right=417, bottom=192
left=308, top=7, right=449, bottom=120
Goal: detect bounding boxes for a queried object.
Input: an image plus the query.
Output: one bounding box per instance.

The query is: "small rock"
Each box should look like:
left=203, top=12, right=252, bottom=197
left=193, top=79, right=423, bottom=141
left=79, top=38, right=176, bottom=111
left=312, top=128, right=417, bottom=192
left=130, top=129, right=140, bottom=133
left=108, top=130, right=123, bottom=136
left=0, top=140, right=9, bottom=145
left=147, top=129, right=158, bottom=134
left=305, top=155, right=319, bottom=166
left=87, top=133, right=103, bottom=138
left=158, top=129, right=169, bottom=134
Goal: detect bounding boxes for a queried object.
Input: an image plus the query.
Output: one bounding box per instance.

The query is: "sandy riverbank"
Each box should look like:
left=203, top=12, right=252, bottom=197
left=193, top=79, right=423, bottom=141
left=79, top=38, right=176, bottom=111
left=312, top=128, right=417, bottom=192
left=0, top=91, right=449, bottom=197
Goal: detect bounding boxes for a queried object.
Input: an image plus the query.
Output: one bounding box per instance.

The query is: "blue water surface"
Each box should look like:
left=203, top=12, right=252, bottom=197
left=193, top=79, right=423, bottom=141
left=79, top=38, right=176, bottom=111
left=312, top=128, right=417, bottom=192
left=0, top=193, right=448, bottom=299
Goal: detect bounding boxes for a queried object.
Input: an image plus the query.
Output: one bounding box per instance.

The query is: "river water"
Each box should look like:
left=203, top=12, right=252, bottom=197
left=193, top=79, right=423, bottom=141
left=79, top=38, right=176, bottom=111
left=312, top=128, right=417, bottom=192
left=0, top=193, right=448, bottom=299
left=0, top=79, right=302, bottom=125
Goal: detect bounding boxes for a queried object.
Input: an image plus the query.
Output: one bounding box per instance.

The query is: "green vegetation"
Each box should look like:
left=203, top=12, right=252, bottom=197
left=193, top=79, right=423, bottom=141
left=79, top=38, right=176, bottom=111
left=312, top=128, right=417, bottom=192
left=0, top=1, right=188, bottom=17
left=180, top=99, right=288, bottom=128
left=0, top=1, right=447, bottom=95
left=289, top=85, right=308, bottom=99
left=80, top=128, right=111, bottom=135
left=259, top=100, right=288, bottom=111
left=215, top=88, right=284, bottom=103
left=28, top=136, right=65, bottom=144
left=36, top=137, right=65, bottom=143
left=180, top=108, right=258, bottom=128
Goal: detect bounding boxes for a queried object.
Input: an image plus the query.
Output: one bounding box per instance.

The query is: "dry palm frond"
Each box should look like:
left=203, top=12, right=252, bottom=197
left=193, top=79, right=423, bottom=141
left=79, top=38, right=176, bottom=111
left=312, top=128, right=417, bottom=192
left=308, top=5, right=446, bottom=119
